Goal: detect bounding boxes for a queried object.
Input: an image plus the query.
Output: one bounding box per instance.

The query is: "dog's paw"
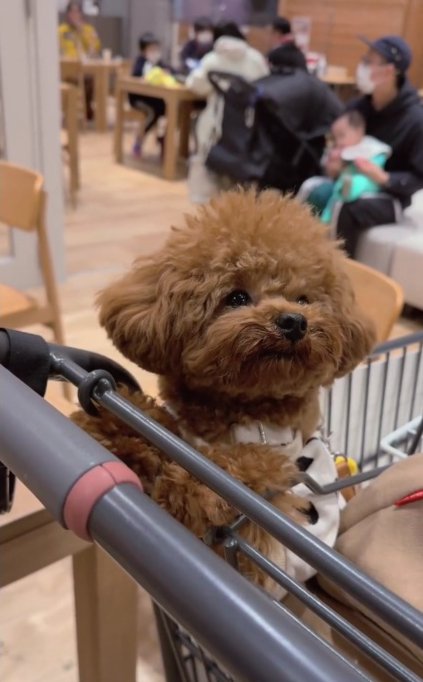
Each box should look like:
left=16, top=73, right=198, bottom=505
left=201, top=442, right=300, bottom=498
left=152, top=462, right=234, bottom=537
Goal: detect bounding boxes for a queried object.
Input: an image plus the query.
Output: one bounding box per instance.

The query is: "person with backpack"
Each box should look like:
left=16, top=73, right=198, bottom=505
left=186, top=21, right=269, bottom=203
left=202, top=44, right=342, bottom=196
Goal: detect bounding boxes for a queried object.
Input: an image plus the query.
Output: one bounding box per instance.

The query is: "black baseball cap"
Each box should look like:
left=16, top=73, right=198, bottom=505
left=360, top=35, right=412, bottom=72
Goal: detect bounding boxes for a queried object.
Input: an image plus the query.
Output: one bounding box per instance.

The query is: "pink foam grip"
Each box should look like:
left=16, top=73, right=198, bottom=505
left=63, top=461, right=142, bottom=541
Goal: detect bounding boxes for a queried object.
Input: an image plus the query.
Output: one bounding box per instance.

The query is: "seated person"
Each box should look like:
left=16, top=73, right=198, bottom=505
left=180, top=17, right=214, bottom=74
left=58, top=1, right=101, bottom=120
left=309, top=111, right=391, bottom=224
left=268, top=17, right=307, bottom=71
left=129, top=33, right=170, bottom=157
left=58, top=1, right=100, bottom=58
left=333, top=35, right=423, bottom=258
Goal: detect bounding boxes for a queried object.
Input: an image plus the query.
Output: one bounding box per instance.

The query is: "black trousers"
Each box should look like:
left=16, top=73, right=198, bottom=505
left=84, top=76, right=94, bottom=120
left=128, top=94, right=166, bottom=134
left=336, top=197, right=398, bottom=258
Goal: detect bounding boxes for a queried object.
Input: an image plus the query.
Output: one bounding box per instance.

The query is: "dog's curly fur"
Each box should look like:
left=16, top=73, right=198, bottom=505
left=73, top=188, right=375, bottom=591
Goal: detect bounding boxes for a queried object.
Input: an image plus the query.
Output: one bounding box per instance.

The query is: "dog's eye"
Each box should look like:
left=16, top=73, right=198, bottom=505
left=296, top=295, right=309, bottom=305
left=225, top=290, right=252, bottom=308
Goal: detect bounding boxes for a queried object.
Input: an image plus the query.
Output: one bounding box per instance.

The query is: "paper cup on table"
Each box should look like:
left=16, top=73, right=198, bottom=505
left=102, top=48, right=112, bottom=62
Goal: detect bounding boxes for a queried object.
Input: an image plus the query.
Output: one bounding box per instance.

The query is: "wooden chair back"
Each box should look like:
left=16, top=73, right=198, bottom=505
left=60, top=59, right=87, bottom=125
left=0, top=162, right=43, bottom=231
left=344, top=259, right=404, bottom=342
left=0, top=161, right=69, bottom=396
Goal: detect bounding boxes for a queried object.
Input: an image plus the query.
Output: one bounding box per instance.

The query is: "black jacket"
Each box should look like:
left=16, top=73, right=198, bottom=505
left=131, top=55, right=167, bottom=78
left=348, top=82, right=423, bottom=206
left=206, top=68, right=342, bottom=192
left=258, top=68, right=342, bottom=190
left=180, top=39, right=212, bottom=73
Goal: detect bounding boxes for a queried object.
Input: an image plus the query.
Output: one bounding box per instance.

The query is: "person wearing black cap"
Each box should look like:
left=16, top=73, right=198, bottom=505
left=333, top=35, right=423, bottom=258
left=268, top=17, right=307, bottom=71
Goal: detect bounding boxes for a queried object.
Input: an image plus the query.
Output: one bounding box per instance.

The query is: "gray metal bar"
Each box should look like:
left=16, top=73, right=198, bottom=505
left=408, top=344, right=422, bottom=421
left=375, top=351, right=390, bottom=465
left=0, top=367, right=369, bottom=682
left=301, top=465, right=390, bottom=495
left=95, top=386, right=423, bottom=649
left=90, top=485, right=369, bottom=682
left=371, top=330, right=423, bottom=355
left=0, top=365, right=116, bottom=522
left=360, top=361, right=371, bottom=460
left=235, top=535, right=421, bottom=682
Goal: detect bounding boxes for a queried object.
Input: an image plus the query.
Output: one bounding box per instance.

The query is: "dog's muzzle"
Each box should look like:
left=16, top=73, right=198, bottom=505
left=275, top=313, right=308, bottom=342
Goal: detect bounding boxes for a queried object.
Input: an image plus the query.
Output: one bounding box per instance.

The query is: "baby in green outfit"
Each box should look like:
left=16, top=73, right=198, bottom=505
left=308, top=110, right=391, bottom=224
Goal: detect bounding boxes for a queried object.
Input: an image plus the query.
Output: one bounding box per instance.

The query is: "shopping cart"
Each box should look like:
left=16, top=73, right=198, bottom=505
left=1, top=327, right=423, bottom=682
left=322, top=329, right=423, bottom=467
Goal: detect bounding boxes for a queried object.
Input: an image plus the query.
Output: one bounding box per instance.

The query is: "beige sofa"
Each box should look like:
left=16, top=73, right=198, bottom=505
left=356, top=191, right=423, bottom=309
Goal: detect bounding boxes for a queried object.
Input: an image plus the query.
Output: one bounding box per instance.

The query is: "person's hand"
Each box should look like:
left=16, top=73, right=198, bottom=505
left=324, top=148, right=343, bottom=179
left=354, top=158, right=389, bottom=186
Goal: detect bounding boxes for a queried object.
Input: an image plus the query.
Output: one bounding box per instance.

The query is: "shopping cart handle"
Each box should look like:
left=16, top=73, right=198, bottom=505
left=0, top=328, right=140, bottom=395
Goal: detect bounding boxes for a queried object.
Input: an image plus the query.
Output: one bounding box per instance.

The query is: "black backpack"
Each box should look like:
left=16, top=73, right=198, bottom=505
left=205, top=70, right=339, bottom=193
left=205, top=72, right=274, bottom=183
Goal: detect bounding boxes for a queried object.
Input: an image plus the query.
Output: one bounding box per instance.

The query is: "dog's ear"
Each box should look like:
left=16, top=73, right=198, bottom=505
left=97, top=255, right=179, bottom=374
left=334, top=271, right=376, bottom=378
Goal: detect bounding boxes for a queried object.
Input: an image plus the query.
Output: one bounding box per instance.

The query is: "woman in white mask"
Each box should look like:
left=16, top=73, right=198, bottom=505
left=330, top=35, right=423, bottom=258
left=180, top=17, right=214, bottom=75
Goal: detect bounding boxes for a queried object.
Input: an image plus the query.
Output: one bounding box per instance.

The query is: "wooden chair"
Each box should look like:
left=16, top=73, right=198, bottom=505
left=60, top=59, right=88, bottom=127
left=0, top=161, right=70, bottom=398
left=114, top=66, right=148, bottom=163
left=61, top=83, right=80, bottom=208
left=344, top=259, right=404, bottom=342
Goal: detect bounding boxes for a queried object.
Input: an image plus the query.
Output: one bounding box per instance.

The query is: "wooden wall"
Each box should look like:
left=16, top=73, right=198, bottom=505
left=278, top=0, right=423, bottom=86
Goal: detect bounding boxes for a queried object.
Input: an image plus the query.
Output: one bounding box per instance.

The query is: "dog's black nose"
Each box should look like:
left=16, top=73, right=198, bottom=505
left=275, top=313, right=308, bottom=342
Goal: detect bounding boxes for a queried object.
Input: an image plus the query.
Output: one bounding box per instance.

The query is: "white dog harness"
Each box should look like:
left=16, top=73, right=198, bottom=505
left=231, top=422, right=341, bottom=589
left=165, top=404, right=340, bottom=597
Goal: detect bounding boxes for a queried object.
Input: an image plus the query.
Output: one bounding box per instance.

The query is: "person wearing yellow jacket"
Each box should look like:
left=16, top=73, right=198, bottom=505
left=58, top=1, right=101, bottom=119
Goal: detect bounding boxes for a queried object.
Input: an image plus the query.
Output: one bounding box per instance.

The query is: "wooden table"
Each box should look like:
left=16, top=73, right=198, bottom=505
left=321, top=68, right=356, bottom=100
left=322, top=71, right=356, bottom=87
left=61, top=58, right=130, bottom=133
left=115, top=77, right=204, bottom=180
left=60, top=82, right=80, bottom=204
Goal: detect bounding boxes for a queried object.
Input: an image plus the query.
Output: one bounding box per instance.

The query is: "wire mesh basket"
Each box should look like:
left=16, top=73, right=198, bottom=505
left=152, top=330, right=423, bottom=682
left=321, top=330, right=423, bottom=467
left=1, top=328, right=423, bottom=682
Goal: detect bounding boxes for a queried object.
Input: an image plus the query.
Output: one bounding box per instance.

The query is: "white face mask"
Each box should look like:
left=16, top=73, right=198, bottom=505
left=146, top=50, right=161, bottom=65
left=196, top=31, right=213, bottom=45
left=355, top=62, right=375, bottom=94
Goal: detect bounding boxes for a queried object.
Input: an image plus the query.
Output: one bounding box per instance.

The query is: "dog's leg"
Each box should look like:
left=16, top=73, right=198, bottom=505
left=71, top=389, right=179, bottom=495
left=153, top=443, right=303, bottom=538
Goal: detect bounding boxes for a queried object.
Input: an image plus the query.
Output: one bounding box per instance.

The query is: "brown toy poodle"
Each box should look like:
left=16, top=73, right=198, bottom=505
left=73, top=188, right=375, bottom=595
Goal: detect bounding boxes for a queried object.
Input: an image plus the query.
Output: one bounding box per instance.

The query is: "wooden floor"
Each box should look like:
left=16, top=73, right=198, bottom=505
left=2, top=128, right=423, bottom=682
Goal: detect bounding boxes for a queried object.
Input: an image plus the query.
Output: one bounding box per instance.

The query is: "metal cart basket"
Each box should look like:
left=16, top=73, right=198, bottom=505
left=1, top=328, right=423, bottom=682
